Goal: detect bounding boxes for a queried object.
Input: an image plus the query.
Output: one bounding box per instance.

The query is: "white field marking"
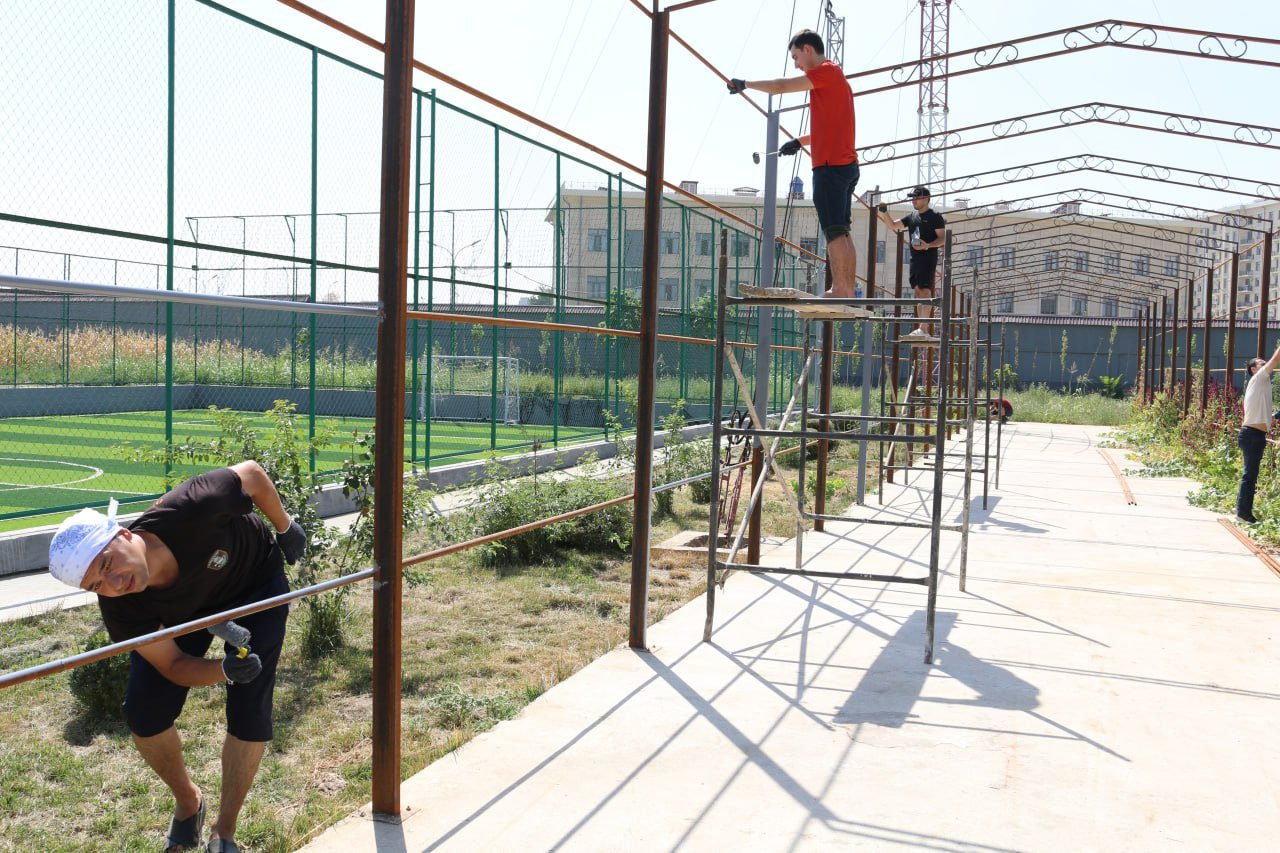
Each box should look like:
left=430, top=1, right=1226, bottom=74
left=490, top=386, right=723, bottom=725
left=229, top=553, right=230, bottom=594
left=0, top=457, right=105, bottom=491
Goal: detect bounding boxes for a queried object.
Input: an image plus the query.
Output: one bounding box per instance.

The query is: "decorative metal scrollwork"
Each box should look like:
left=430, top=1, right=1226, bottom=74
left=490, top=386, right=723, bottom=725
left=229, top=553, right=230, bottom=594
left=1171, top=205, right=1212, bottom=223
left=1127, top=197, right=1155, bottom=213
left=888, top=61, right=925, bottom=85
left=1195, top=235, right=1224, bottom=251
left=974, top=43, right=1021, bottom=68
left=1002, top=166, right=1035, bottom=182
left=992, top=118, right=1029, bottom=138
left=1164, top=114, right=1203, bottom=135
left=1063, top=22, right=1157, bottom=50
left=959, top=204, right=993, bottom=219
left=924, top=131, right=962, bottom=151
left=1140, top=165, right=1173, bottom=181
left=1057, top=189, right=1104, bottom=205
left=1060, top=103, right=1132, bottom=126
left=947, top=175, right=981, bottom=193
left=1256, top=182, right=1280, bottom=201
left=858, top=144, right=896, bottom=164
left=1198, top=35, right=1248, bottom=59
left=1195, top=173, right=1230, bottom=191
left=1234, top=125, right=1275, bottom=145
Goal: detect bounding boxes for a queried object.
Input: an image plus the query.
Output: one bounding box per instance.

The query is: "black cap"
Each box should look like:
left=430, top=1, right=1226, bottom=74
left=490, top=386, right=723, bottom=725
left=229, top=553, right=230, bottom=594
left=908, top=186, right=931, bottom=199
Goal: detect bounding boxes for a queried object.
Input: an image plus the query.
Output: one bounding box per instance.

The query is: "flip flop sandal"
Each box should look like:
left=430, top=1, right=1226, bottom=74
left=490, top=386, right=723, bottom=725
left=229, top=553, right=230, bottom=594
left=206, top=838, right=241, bottom=853
left=165, top=796, right=205, bottom=851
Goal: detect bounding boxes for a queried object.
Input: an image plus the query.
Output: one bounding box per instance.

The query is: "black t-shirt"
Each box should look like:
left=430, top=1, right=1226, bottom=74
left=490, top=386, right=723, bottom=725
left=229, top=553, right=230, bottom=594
left=99, top=467, right=278, bottom=642
left=901, top=209, right=946, bottom=264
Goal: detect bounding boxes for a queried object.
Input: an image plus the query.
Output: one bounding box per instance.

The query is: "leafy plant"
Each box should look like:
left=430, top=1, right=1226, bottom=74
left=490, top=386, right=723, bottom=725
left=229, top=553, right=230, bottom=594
left=1097, top=375, right=1126, bottom=400
left=67, top=630, right=128, bottom=720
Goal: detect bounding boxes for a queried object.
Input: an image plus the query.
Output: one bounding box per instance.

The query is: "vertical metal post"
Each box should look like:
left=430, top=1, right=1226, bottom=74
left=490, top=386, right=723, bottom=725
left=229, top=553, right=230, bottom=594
left=308, top=48, right=319, bottom=474
left=959, top=269, right=978, bottom=591
left=889, top=232, right=905, bottom=485
left=1143, top=304, right=1152, bottom=402
left=1201, top=267, right=1214, bottom=411
left=164, top=0, right=175, bottom=484
left=703, top=229, right=730, bottom=642
left=1158, top=293, right=1167, bottom=396
left=1227, top=252, right=1240, bottom=392
left=1170, top=286, right=1179, bottom=396
left=857, top=205, right=878, bottom=502
left=748, top=105, right=781, bottom=557
left=1258, top=232, right=1272, bottom=358
left=371, top=0, right=415, bottom=819
left=815, top=291, right=833, bottom=531
left=1183, top=281, right=1193, bottom=415
left=629, top=7, right=670, bottom=650
left=925, top=230, right=954, bottom=665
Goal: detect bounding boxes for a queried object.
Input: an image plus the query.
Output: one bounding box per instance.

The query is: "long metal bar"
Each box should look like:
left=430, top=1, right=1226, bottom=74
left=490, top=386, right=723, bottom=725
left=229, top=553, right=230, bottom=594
left=858, top=204, right=879, bottom=502
left=924, top=230, right=954, bottom=664
left=1201, top=266, right=1214, bottom=410
left=629, top=5, right=670, bottom=651
left=959, top=271, right=979, bottom=590
left=370, top=0, right=415, bottom=818
left=703, top=230, right=730, bottom=642
left=1171, top=285, right=1180, bottom=394
left=1183, top=281, right=1193, bottom=415
left=1259, top=232, right=1274, bottom=357
left=0, top=570, right=374, bottom=690
left=1227, top=252, right=1240, bottom=392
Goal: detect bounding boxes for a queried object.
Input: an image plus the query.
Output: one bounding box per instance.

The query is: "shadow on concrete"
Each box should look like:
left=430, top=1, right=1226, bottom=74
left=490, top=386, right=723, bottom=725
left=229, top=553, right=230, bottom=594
left=955, top=496, right=1051, bottom=535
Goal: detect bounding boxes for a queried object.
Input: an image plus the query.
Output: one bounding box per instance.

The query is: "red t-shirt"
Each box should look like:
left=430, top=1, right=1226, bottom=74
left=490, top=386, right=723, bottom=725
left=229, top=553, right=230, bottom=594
left=804, top=60, right=856, bottom=167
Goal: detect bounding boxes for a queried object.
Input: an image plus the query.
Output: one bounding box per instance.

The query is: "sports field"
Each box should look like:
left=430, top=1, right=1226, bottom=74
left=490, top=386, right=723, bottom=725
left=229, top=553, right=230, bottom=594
left=0, top=410, right=599, bottom=533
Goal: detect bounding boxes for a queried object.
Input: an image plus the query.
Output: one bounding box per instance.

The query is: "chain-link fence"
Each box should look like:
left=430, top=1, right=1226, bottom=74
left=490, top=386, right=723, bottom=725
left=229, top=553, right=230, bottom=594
left=0, top=0, right=850, bottom=529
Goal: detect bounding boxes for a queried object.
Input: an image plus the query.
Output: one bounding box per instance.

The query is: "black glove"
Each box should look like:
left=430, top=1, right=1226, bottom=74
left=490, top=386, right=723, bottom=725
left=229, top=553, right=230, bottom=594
left=727, top=77, right=747, bottom=95
left=207, top=619, right=251, bottom=651
left=222, top=651, right=263, bottom=684
left=276, top=519, right=306, bottom=564
left=779, top=138, right=802, bottom=156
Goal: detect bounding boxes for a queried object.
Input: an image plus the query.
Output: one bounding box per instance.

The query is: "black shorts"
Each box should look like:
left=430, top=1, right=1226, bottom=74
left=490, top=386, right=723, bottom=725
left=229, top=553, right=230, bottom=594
left=812, top=161, right=860, bottom=239
left=909, top=255, right=938, bottom=290
left=123, top=562, right=289, bottom=742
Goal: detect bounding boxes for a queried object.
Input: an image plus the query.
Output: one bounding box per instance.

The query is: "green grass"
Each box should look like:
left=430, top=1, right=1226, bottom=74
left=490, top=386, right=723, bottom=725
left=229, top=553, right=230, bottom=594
left=1000, top=386, right=1132, bottom=426
left=0, top=409, right=598, bottom=532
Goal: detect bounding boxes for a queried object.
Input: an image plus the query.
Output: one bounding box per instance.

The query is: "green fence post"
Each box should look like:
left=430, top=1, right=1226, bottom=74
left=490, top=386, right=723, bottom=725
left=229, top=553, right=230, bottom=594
left=164, top=0, right=176, bottom=483
left=424, top=90, right=437, bottom=467
left=603, top=174, right=613, bottom=438
left=308, top=47, right=319, bottom=475
left=491, top=125, right=500, bottom=452
left=410, top=89, right=423, bottom=468
left=553, top=153, right=562, bottom=448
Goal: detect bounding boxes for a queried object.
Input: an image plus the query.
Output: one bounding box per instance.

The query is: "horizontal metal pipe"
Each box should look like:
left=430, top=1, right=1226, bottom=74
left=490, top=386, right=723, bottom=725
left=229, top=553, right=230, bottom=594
left=0, top=569, right=375, bottom=690
left=0, top=274, right=378, bottom=318
left=718, top=562, right=931, bottom=584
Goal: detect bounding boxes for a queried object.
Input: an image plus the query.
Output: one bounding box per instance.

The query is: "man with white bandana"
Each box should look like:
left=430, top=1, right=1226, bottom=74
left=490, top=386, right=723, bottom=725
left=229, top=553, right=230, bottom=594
left=48, top=460, right=305, bottom=853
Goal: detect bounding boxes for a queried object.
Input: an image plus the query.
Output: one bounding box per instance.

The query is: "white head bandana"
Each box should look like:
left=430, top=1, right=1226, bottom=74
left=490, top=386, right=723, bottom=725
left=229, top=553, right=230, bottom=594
left=48, top=499, right=122, bottom=589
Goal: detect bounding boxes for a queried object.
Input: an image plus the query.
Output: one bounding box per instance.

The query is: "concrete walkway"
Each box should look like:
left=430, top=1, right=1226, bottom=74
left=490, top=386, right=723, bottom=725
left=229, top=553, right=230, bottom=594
left=302, top=422, right=1280, bottom=852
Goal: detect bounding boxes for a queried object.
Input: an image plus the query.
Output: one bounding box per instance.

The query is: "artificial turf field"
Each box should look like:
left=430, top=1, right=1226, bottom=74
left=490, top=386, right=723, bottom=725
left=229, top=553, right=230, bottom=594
left=0, top=409, right=598, bottom=533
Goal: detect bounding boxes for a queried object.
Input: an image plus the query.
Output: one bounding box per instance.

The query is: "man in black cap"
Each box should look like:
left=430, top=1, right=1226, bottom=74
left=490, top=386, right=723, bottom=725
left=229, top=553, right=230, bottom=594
left=877, top=186, right=946, bottom=341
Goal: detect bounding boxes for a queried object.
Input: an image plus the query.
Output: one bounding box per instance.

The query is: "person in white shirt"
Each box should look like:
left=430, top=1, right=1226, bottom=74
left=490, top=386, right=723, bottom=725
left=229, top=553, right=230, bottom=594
left=1236, top=344, right=1280, bottom=522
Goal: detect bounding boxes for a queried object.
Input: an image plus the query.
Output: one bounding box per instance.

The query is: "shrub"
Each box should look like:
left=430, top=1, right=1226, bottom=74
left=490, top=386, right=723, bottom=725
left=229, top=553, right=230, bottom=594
left=67, top=631, right=128, bottom=720
left=1097, top=375, right=1126, bottom=399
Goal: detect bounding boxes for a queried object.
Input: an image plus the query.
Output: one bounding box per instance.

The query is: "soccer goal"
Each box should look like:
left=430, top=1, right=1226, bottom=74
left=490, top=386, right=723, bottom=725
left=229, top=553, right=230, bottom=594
left=422, top=355, right=521, bottom=424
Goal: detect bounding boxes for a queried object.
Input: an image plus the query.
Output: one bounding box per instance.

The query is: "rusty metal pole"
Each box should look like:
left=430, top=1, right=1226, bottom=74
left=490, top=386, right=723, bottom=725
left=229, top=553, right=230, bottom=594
left=1162, top=292, right=1172, bottom=394
left=1145, top=303, right=1154, bottom=402
left=889, top=232, right=905, bottom=484
left=628, top=6, right=670, bottom=650
left=1182, top=281, right=1193, bottom=416
left=370, top=0, right=415, bottom=820
left=1200, top=267, right=1214, bottom=411
left=856, top=205, right=879, bottom=500
left=1170, top=286, right=1179, bottom=396
left=1227, top=251, right=1240, bottom=393
left=1258, top=232, right=1273, bottom=358
left=815, top=281, right=833, bottom=531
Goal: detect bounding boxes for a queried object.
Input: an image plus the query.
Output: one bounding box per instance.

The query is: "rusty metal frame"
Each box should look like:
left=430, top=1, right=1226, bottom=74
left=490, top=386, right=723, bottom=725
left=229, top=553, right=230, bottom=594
left=848, top=21, right=1280, bottom=97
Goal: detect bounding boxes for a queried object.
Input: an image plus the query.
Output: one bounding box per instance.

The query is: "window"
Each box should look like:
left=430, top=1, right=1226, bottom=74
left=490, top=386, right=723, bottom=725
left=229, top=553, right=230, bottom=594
left=965, top=246, right=984, bottom=267
left=588, top=229, right=608, bottom=253
left=695, top=279, right=712, bottom=299
left=876, top=241, right=885, bottom=264
left=800, top=238, right=819, bottom=256
left=903, top=242, right=913, bottom=265
left=1072, top=296, right=1088, bottom=316
left=1042, top=251, right=1059, bottom=272
left=996, top=294, right=1014, bottom=313
left=1104, top=253, right=1120, bottom=274
left=1073, top=251, right=1089, bottom=272
left=732, top=235, right=751, bottom=258
left=587, top=275, right=608, bottom=300
left=660, top=231, right=680, bottom=255
left=695, top=232, right=713, bottom=257
left=1164, top=255, right=1180, bottom=277
left=1131, top=304, right=1143, bottom=318
left=660, top=278, right=677, bottom=302
left=622, top=269, right=641, bottom=292
left=1133, top=255, right=1150, bottom=276
left=1102, top=297, right=1118, bottom=318
left=624, top=230, right=643, bottom=266
left=997, top=247, right=1015, bottom=268
left=1040, top=295, right=1058, bottom=315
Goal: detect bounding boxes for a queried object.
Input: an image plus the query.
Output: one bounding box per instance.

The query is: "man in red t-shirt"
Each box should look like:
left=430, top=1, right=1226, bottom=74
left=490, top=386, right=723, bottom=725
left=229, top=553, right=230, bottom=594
left=729, top=29, right=859, bottom=299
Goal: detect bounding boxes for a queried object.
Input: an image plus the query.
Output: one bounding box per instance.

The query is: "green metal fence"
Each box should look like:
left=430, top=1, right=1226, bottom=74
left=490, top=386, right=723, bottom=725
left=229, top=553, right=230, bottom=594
left=0, top=0, right=843, bottom=528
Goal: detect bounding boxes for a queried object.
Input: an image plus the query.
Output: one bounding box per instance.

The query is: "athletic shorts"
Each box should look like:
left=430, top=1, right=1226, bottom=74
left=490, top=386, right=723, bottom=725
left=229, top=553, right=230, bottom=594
left=909, top=254, right=938, bottom=290
left=123, top=558, right=289, bottom=742
left=811, top=161, right=860, bottom=238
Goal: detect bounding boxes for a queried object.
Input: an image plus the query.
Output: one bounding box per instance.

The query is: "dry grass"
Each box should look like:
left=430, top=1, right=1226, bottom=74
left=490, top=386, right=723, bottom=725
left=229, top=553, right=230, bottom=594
left=0, top=449, right=863, bottom=850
